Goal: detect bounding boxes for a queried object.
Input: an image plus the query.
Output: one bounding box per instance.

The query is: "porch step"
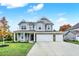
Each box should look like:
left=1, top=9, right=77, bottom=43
left=29, top=41, right=34, bottom=43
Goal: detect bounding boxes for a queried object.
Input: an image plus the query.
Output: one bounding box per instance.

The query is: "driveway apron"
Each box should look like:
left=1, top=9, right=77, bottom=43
left=27, top=42, right=79, bottom=56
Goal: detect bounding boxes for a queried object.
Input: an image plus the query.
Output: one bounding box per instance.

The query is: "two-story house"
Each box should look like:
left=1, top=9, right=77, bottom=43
left=14, top=17, right=63, bottom=42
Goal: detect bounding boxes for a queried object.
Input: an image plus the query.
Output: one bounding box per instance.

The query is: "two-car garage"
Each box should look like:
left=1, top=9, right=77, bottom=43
left=36, top=34, right=53, bottom=41
left=36, top=32, right=63, bottom=42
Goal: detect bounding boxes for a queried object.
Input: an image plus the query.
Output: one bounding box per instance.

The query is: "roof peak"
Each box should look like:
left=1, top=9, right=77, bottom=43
left=41, top=17, right=48, bottom=20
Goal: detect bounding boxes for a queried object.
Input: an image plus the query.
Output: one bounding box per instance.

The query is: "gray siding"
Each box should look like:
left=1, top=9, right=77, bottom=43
left=64, top=32, right=76, bottom=40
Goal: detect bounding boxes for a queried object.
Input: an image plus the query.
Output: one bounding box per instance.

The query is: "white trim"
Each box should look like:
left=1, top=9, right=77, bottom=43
left=13, top=32, right=63, bottom=42
left=23, top=33, right=25, bottom=41
left=34, top=33, right=35, bottom=42
left=14, top=33, right=16, bottom=42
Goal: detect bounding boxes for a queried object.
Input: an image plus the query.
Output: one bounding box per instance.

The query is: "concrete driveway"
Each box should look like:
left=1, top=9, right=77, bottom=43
left=27, top=42, right=79, bottom=56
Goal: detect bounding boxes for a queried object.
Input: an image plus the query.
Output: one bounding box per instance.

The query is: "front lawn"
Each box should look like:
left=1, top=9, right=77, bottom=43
left=64, top=40, right=79, bottom=45
left=0, top=41, right=34, bottom=56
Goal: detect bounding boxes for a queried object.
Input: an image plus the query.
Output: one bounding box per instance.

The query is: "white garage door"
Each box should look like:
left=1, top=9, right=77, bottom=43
left=36, top=34, right=53, bottom=41
left=56, top=34, right=63, bottom=42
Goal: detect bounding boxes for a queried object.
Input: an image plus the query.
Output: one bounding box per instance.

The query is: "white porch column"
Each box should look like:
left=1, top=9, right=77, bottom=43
left=14, top=33, right=16, bottom=42
left=17, top=33, right=19, bottom=41
left=34, top=33, right=35, bottom=42
left=26, top=34, right=29, bottom=41
left=23, top=33, right=25, bottom=41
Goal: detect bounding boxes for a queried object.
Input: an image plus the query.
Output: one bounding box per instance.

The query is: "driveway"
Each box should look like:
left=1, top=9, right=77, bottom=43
left=27, top=42, right=79, bottom=56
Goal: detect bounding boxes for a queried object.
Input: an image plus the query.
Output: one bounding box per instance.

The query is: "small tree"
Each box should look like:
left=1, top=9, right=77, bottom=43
left=5, top=32, right=13, bottom=41
left=59, top=24, right=72, bottom=32
left=0, top=29, right=6, bottom=44
left=0, top=17, right=10, bottom=44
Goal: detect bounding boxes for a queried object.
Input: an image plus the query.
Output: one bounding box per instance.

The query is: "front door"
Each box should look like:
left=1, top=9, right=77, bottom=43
left=30, top=34, right=34, bottom=41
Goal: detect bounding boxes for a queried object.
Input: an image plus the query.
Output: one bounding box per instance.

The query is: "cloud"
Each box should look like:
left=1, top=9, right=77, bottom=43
left=0, top=0, right=28, bottom=8
left=56, top=17, right=68, bottom=26
left=8, top=18, right=22, bottom=32
left=27, top=3, right=44, bottom=13
left=57, top=12, right=66, bottom=17
left=54, top=17, right=69, bottom=30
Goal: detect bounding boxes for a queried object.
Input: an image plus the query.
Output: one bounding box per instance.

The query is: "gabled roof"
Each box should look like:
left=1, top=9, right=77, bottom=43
left=18, top=20, right=26, bottom=25
left=18, top=17, right=54, bottom=25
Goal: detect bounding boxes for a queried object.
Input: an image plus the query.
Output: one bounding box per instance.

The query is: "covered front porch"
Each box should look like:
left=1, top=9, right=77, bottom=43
left=14, top=32, right=36, bottom=42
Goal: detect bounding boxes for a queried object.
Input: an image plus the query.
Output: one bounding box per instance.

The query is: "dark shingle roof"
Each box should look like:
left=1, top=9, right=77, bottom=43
left=37, top=17, right=54, bottom=25
left=18, top=20, right=35, bottom=25
left=18, top=17, right=54, bottom=25
left=18, top=20, right=26, bottom=25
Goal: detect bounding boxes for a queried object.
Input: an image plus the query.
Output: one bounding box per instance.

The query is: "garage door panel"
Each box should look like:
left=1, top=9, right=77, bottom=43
left=36, top=34, right=53, bottom=41
left=56, top=35, right=63, bottom=42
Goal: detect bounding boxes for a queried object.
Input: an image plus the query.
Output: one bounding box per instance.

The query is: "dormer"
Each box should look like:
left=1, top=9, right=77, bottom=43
left=18, top=20, right=27, bottom=30
left=36, top=17, right=54, bottom=31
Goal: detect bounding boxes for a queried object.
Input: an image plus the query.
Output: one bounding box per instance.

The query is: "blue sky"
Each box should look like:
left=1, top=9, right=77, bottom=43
left=0, top=2, right=79, bottom=31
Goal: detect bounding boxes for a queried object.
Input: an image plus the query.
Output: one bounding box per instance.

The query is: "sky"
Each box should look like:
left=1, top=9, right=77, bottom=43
left=0, top=1, right=79, bottom=32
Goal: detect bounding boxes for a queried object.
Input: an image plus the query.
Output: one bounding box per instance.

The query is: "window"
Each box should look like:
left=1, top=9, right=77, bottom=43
left=29, top=26, right=33, bottom=30
left=48, top=27, right=50, bottom=29
left=39, top=27, right=41, bottom=30
left=21, top=25, right=26, bottom=30
left=21, top=36, right=23, bottom=39
left=47, top=25, right=50, bottom=29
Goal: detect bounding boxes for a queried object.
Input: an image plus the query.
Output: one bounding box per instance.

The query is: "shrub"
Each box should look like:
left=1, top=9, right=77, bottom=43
left=64, top=39, right=78, bottom=42
left=5, top=35, right=13, bottom=41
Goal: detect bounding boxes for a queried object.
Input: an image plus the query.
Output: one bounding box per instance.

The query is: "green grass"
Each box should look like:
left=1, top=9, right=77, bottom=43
left=64, top=40, right=79, bottom=45
left=0, top=41, right=34, bottom=56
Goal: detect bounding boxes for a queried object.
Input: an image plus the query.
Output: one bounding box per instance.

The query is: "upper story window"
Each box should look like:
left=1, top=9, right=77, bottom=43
left=29, top=25, right=33, bottom=30
left=21, top=25, right=26, bottom=30
left=46, top=24, right=52, bottom=31
left=48, top=27, right=50, bottom=29
left=48, top=25, right=51, bottom=29
left=39, top=27, right=41, bottom=30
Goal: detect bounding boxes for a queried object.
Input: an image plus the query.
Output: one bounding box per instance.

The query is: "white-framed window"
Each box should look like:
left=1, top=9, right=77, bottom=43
left=29, top=25, right=33, bottom=30
left=46, top=25, right=51, bottom=31
left=21, top=25, right=26, bottom=30
left=39, top=27, right=41, bottom=30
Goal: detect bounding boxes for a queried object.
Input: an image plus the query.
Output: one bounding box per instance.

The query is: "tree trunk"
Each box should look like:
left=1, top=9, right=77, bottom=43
left=2, top=37, right=5, bottom=45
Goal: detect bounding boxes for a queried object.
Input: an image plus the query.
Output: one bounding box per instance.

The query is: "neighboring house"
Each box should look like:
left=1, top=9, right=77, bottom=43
left=13, top=17, right=63, bottom=42
left=64, top=23, right=79, bottom=41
